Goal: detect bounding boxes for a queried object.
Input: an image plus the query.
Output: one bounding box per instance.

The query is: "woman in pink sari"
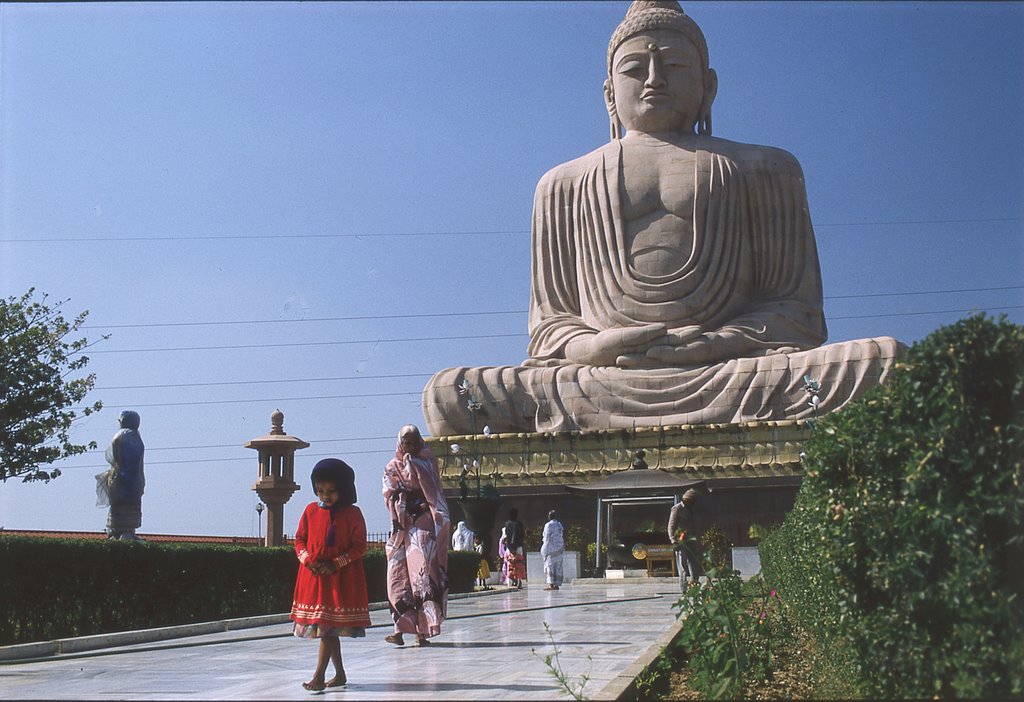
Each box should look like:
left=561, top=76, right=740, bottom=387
left=382, top=424, right=451, bottom=646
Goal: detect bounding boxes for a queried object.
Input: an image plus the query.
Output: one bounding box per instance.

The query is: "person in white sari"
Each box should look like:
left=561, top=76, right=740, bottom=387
left=451, top=521, right=475, bottom=552
left=540, top=510, right=565, bottom=591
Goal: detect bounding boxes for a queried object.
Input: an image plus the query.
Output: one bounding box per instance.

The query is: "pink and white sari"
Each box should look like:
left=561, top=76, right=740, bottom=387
left=383, top=437, right=451, bottom=638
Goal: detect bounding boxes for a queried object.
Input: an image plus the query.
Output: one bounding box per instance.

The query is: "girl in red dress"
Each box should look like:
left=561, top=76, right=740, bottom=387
left=291, top=458, right=371, bottom=691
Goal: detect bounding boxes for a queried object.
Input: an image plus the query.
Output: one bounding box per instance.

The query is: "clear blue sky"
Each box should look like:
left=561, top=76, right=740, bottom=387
left=2, top=1, right=1022, bottom=539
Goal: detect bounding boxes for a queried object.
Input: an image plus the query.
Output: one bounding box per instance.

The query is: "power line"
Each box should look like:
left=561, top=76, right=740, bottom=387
left=2, top=230, right=527, bottom=243
left=829, top=305, right=1024, bottom=321
left=79, top=391, right=419, bottom=408
left=50, top=448, right=394, bottom=473
left=4, top=216, right=1020, bottom=244
left=81, top=299, right=1020, bottom=391
left=816, top=217, right=1020, bottom=228
left=80, top=286, right=1023, bottom=331
left=76, top=435, right=396, bottom=454
left=825, top=285, right=1023, bottom=300
left=97, top=372, right=432, bottom=391
left=87, top=332, right=526, bottom=354
left=84, top=310, right=524, bottom=330
left=83, top=305, right=1022, bottom=355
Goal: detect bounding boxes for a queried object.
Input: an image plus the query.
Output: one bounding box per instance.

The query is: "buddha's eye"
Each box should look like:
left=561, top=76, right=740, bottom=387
left=617, top=59, right=644, bottom=75
left=661, top=53, right=689, bottom=69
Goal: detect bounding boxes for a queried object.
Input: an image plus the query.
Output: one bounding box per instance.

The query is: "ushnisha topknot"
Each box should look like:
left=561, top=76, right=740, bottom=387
left=607, top=1, right=709, bottom=74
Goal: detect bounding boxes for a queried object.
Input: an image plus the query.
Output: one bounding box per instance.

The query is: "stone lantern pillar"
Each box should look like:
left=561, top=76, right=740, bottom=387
left=245, top=409, right=309, bottom=547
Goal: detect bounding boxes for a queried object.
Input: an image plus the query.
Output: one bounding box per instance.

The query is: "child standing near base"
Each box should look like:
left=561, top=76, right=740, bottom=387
left=474, top=535, right=492, bottom=590
left=291, top=458, right=371, bottom=691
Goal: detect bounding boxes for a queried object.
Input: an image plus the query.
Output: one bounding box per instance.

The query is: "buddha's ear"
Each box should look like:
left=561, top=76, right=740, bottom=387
left=698, top=68, right=718, bottom=136
left=704, top=68, right=718, bottom=110
left=604, top=79, right=621, bottom=141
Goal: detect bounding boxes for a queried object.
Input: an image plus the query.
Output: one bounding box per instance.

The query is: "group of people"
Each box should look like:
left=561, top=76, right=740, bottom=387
left=450, top=507, right=566, bottom=591
left=288, top=424, right=446, bottom=691
left=287, top=423, right=573, bottom=691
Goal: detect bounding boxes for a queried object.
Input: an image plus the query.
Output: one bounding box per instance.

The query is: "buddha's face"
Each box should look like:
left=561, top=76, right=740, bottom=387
left=608, top=29, right=709, bottom=136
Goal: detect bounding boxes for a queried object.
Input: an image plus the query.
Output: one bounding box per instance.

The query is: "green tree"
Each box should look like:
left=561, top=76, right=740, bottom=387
left=0, top=288, right=105, bottom=482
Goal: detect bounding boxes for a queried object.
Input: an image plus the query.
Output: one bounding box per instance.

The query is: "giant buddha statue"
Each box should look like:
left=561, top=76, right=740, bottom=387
left=422, top=0, right=904, bottom=435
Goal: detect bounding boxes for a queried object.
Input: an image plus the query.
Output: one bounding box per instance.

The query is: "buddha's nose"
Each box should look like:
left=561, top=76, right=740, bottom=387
left=646, top=55, right=666, bottom=88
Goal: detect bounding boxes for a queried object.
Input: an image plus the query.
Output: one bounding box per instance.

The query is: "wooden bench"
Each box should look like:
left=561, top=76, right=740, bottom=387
left=644, top=546, right=677, bottom=577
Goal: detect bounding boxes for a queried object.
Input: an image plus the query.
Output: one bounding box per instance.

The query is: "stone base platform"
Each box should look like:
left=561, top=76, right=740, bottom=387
left=427, top=420, right=811, bottom=550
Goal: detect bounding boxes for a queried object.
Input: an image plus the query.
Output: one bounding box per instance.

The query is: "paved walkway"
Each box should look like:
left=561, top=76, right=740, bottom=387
left=0, top=579, right=685, bottom=700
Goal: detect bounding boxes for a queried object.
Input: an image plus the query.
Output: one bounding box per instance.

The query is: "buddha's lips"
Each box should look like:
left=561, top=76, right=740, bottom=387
left=642, top=91, right=672, bottom=101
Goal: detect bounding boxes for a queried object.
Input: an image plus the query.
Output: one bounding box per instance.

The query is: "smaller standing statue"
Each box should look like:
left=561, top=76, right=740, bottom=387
left=97, top=410, right=146, bottom=540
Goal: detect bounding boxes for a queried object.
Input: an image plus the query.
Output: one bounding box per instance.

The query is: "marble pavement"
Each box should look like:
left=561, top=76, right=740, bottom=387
left=0, top=579, right=685, bottom=700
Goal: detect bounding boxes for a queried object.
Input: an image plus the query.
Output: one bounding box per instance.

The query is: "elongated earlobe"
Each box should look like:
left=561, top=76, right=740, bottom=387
left=698, top=68, right=718, bottom=136
left=698, top=109, right=712, bottom=136
left=604, top=79, right=621, bottom=141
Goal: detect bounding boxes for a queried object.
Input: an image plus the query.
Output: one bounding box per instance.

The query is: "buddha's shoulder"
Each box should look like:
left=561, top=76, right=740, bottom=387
left=536, top=143, right=615, bottom=186
left=701, top=136, right=805, bottom=177
left=536, top=137, right=805, bottom=187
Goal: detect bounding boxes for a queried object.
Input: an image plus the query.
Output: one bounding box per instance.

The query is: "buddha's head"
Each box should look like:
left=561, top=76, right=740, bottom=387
left=605, top=1, right=717, bottom=139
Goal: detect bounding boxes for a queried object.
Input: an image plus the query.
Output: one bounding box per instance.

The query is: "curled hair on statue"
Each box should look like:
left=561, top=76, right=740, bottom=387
left=310, top=458, right=358, bottom=506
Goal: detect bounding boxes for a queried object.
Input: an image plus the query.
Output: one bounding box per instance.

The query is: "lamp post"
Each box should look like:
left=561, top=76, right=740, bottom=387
left=245, top=409, right=308, bottom=547
left=255, top=502, right=265, bottom=544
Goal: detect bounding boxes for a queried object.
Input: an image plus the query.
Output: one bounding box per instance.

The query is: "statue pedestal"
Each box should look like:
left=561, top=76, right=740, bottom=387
left=428, top=420, right=811, bottom=554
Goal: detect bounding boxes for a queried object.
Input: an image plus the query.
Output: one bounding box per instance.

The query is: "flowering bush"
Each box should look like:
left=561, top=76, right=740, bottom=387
left=672, top=569, right=787, bottom=698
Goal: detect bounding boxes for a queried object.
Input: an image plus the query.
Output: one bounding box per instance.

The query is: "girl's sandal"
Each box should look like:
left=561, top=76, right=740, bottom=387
left=384, top=633, right=404, bottom=646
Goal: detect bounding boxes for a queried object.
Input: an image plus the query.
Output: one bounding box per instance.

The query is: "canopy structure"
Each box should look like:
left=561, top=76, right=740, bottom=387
left=566, top=468, right=706, bottom=573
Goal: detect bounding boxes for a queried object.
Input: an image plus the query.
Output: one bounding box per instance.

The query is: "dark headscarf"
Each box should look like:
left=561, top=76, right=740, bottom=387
left=310, top=458, right=357, bottom=548
left=310, top=458, right=358, bottom=506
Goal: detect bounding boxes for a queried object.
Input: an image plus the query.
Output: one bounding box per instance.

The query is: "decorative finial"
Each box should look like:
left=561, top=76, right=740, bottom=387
left=270, top=409, right=285, bottom=435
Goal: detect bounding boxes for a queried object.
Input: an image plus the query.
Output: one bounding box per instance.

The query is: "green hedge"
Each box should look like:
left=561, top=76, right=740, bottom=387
left=0, top=537, right=480, bottom=646
left=760, top=314, right=1024, bottom=698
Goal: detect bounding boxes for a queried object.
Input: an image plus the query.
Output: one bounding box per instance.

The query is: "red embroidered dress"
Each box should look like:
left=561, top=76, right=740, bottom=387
left=291, top=502, right=372, bottom=637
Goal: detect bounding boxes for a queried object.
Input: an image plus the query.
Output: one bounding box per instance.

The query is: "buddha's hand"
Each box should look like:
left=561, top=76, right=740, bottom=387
left=615, top=325, right=703, bottom=368
left=564, top=324, right=667, bottom=367
left=643, top=327, right=774, bottom=366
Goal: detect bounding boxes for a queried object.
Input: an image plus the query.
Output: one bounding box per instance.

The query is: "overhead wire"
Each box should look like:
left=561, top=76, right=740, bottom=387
left=3, top=215, right=1020, bottom=243
left=79, top=285, right=1024, bottom=331
left=82, top=305, right=1023, bottom=355
left=47, top=282, right=1024, bottom=471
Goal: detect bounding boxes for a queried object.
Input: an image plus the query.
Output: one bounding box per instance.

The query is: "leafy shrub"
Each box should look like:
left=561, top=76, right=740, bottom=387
left=672, top=570, right=787, bottom=699
left=0, top=537, right=299, bottom=645
left=524, top=526, right=543, bottom=552
left=700, top=525, right=733, bottom=572
left=447, top=550, right=481, bottom=594
left=563, top=522, right=591, bottom=553
left=0, top=537, right=478, bottom=645
left=761, top=314, right=1024, bottom=698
